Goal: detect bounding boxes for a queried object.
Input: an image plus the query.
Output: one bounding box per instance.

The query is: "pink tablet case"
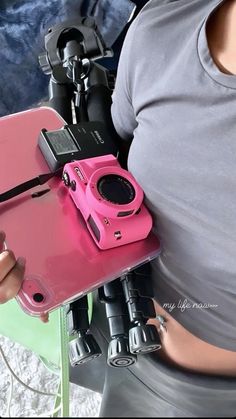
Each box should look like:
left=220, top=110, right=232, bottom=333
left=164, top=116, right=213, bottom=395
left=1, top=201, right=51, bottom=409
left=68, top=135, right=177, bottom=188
left=0, top=107, right=161, bottom=316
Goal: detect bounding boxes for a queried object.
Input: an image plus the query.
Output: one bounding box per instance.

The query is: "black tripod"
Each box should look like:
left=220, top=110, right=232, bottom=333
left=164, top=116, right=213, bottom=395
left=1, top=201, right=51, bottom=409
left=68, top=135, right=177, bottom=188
left=39, top=16, right=161, bottom=368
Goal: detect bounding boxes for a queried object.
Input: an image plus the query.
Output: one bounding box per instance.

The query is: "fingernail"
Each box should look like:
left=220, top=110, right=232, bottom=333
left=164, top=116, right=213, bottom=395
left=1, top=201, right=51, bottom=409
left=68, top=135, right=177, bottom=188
left=17, top=257, right=26, bottom=267
left=0, top=231, right=6, bottom=241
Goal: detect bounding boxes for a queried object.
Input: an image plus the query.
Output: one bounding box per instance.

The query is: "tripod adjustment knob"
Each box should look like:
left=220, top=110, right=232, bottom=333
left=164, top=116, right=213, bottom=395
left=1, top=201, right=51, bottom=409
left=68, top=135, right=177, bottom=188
left=107, top=337, right=137, bottom=368
left=38, top=52, right=51, bottom=75
left=129, top=324, right=162, bottom=354
left=69, top=333, right=102, bottom=366
left=81, top=16, right=97, bottom=29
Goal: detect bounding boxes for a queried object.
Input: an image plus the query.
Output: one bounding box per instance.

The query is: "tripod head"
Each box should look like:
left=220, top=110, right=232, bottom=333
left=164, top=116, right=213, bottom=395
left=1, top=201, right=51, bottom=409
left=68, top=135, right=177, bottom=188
left=38, top=17, right=116, bottom=126
left=39, top=16, right=113, bottom=83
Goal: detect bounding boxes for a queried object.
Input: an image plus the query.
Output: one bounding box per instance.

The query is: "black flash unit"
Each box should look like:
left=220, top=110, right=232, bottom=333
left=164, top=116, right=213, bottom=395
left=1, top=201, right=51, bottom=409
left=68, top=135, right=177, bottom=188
left=38, top=121, right=118, bottom=171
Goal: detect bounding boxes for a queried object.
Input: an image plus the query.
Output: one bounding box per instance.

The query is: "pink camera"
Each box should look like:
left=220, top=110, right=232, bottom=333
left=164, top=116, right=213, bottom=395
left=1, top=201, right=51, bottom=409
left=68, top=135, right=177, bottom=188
left=62, top=154, right=153, bottom=249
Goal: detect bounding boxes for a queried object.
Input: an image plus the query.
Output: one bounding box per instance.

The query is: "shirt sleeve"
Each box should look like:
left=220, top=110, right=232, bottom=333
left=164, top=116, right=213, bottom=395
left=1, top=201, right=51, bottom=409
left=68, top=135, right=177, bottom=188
left=111, top=18, right=138, bottom=141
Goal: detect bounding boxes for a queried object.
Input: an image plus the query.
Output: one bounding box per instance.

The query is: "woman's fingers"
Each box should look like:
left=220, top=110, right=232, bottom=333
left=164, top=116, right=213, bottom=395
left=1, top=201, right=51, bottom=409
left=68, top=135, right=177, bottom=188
left=0, top=231, right=48, bottom=321
left=40, top=312, right=49, bottom=323
left=0, top=231, right=6, bottom=252
left=0, top=250, right=17, bottom=282
left=0, top=257, right=25, bottom=304
left=0, top=232, right=25, bottom=302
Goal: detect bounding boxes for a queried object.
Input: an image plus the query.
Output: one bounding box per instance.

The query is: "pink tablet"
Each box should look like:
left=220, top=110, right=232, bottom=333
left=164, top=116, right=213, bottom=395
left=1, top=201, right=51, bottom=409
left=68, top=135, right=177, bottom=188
left=0, top=107, right=161, bottom=316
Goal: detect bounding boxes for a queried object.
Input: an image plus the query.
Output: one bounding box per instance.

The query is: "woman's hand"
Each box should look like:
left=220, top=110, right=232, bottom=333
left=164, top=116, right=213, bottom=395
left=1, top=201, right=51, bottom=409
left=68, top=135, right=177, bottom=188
left=0, top=231, right=49, bottom=322
left=0, top=231, right=25, bottom=304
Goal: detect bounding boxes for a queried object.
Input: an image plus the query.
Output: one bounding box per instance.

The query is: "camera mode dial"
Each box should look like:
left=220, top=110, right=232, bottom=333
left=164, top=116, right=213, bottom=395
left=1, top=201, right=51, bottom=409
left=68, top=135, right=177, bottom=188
left=62, top=171, right=70, bottom=187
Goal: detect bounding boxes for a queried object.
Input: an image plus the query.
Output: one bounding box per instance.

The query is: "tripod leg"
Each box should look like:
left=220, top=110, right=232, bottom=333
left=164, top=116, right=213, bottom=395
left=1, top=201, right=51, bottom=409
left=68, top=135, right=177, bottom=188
left=121, top=265, right=162, bottom=355
left=67, top=296, right=102, bottom=366
left=98, top=281, right=137, bottom=368
left=48, top=78, right=73, bottom=124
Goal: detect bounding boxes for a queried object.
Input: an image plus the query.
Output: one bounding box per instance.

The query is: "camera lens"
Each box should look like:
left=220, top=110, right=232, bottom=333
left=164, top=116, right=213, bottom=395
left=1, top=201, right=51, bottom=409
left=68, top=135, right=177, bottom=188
left=97, top=175, right=135, bottom=205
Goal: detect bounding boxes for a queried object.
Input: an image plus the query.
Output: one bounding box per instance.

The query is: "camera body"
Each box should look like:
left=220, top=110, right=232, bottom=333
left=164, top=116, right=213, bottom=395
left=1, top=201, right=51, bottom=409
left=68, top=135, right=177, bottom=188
left=63, top=154, right=153, bottom=249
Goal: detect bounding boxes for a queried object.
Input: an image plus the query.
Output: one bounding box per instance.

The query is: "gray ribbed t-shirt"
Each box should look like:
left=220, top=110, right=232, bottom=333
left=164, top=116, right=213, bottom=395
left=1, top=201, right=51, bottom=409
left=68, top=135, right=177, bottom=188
left=111, top=0, right=236, bottom=351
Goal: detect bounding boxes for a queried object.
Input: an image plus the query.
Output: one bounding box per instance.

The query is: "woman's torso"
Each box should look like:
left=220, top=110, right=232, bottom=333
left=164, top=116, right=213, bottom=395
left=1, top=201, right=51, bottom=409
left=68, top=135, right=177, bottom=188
left=124, top=0, right=236, bottom=376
